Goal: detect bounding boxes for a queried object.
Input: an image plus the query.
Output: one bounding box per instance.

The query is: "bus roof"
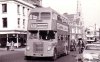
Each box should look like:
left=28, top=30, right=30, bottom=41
left=30, top=7, right=70, bottom=22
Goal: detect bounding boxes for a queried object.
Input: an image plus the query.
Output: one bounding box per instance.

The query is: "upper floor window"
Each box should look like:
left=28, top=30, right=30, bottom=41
left=23, top=7, right=25, bottom=16
left=2, top=4, right=7, bottom=13
left=27, top=9, right=29, bottom=15
left=17, top=5, right=20, bottom=14
left=23, top=19, right=25, bottom=28
left=18, top=18, right=20, bottom=28
left=2, top=18, right=7, bottom=28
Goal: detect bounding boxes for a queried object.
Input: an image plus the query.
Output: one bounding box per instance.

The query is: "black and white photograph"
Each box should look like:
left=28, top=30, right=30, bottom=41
left=0, top=0, right=100, bottom=62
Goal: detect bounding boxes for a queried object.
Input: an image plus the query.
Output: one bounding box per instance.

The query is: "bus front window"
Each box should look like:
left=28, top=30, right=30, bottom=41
left=41, top=12, right=51, bottom=20
left=29, top=31, right=38, bottom=39
left=39, top=31, right=55, bottom=40
left=29, top=12, right=39, bottom=20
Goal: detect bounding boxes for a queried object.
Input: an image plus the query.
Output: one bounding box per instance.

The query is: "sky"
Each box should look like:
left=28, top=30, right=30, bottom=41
left=42, top=0, right=100, bottom=29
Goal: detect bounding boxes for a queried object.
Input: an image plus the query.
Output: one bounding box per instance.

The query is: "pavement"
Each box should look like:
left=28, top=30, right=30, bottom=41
left=0, top=47, right=25, bottom=57
left=0, top=47, right=25, bottom=51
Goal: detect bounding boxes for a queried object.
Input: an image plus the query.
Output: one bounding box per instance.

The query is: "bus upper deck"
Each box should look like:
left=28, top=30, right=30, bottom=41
left=28, top=7, right=69, bottom=31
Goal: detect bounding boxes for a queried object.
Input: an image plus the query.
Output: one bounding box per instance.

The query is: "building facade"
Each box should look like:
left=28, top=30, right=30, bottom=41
left=63, top=13, right=84, bottom=41
left=0, top=0, right=42, bottom=47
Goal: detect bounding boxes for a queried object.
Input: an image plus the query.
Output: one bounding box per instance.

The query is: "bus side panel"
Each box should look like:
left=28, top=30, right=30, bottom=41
left=57, top=29, right=68, bottom=55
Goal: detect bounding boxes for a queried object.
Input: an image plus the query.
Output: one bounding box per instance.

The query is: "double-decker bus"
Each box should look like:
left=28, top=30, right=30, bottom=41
left=25, top=7, right=70, bottom=60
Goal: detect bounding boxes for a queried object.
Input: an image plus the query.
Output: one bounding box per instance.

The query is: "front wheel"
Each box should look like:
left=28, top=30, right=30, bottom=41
left=24, top=56, right=32, bottom=60
left=51, top=50, right=57, bottom=61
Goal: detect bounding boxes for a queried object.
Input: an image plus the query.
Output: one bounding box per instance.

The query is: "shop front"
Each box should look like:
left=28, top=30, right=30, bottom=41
left=0, top=31, right=27, bottom=48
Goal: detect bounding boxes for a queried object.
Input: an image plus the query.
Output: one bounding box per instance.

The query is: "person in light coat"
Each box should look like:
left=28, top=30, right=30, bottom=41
left=6, top=42, right=11, bottom=51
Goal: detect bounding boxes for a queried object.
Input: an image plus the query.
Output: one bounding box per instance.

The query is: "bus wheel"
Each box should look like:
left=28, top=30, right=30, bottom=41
left=52, top=50, right=57, bottom=61
left=64, top=46, right=68, bottom=56
left=25, top=56, right=31, bottom=60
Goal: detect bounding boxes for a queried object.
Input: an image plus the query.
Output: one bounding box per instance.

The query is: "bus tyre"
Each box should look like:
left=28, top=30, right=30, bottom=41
left=52, top=50, right=57, bottom=61
left=25, top=56, right=31, bottom=60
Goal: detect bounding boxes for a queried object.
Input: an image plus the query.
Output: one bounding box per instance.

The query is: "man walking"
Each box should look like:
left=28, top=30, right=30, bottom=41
left=77, top=38, right=84, bottom=54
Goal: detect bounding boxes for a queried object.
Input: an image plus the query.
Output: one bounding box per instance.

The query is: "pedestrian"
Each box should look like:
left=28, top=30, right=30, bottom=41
left=11, top=41, right=14, bottom=51
left=77, top=38, right=84, bottom=54
left=6, top=42, right=10, bottom=51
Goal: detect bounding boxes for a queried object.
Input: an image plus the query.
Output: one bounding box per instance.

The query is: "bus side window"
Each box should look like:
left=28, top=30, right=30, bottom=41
left=66, top=35, right=68, bottom=40
left=61, top=35, right=63, bottom=40
left=57, top=15, right=62, bottom=22
left=52, top=12, right=57, bottom=20
left=29, top=33, right=33, bottom=39
left=33, top=33, right=37, bottom=39
left=58, top=36, right=60, bottom=40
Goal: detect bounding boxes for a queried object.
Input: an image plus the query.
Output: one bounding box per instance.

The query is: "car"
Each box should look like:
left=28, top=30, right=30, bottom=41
left=93, top=42, right=100, bottom=44
left=82, top=44, right=100, bottom=62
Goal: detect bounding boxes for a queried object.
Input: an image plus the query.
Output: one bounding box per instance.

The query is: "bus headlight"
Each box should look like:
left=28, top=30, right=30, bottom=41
left=47, top=46, right=52, bottom=51
left=26, top=46, right=30, bottom=51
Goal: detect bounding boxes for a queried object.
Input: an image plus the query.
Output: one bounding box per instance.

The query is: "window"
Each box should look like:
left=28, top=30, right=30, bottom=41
left=27, top=9, right=29, bottom=15
left=52, top=12, right=57, bottom=20
left=29, top=14, right=33, bottom=20
left=32, top=12, right=39, bottom=19
left=86, top=45, right=100, bottom=50
left=39, top=31, right=55, bottom=40
left=66, top=35, right=68, bottom=40
left=41, top=12, right=51, bottom=20
left=29, top=12, right=39, bottom=20
left=18, top=18, right=20, bottom=28
left=87, top=31, right=90, bottom=34
left=2, top=18, right=7, bottom=28
left=61, top=35, right=63, bottom=40
left=90, top=37, right=93, bottom=40
left=23, top=19, right=25, bottom=28
left=23, top=7, right=25, bottom=16
left=57, top=15, right=62, bottom=22
left=29, top=31, right=38, bottom=39
left=2, top=4, right=7, bottom=13
left=17, top=5, right=20, bottom=14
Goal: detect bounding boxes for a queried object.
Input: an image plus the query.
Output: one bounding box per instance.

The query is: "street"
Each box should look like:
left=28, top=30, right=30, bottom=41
left=0, top=50, right=78, bottom=62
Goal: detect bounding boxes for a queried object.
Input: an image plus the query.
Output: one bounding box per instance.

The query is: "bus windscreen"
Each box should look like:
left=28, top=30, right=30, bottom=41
left=39, top=31, right=55, bottom=40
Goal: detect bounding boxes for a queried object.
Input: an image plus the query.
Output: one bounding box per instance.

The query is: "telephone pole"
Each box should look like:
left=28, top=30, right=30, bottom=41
left=99, top=28, right=100, bottom=40
left=94, top=23, right=97, bottom=42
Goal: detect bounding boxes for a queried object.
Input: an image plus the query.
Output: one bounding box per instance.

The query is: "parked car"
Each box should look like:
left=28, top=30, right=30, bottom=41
left=82, top=44, right=100, bottom=62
